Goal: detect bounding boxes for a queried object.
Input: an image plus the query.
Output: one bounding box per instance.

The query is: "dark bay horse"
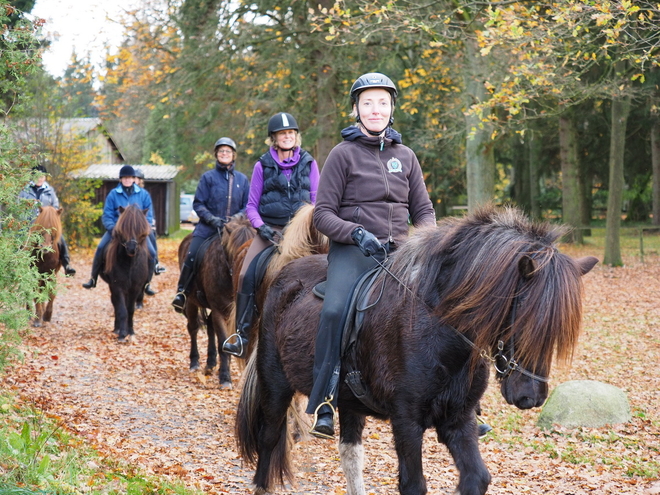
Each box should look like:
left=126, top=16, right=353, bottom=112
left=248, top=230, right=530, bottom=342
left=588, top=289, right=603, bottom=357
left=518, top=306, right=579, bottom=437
left=30, top=206, right=62, bottom=327
left=236, top=206, right=599, bottom=495
left=177, top=214, right=254, bottom=388
left=100, top=204, right=151, bottom=343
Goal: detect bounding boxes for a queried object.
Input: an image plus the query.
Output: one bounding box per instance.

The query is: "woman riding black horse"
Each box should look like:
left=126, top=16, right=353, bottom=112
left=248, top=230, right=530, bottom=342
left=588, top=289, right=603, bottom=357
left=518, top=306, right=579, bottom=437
left=171, top=137, right=250, bottom=313
left=307, top=73, right=436, bottom=438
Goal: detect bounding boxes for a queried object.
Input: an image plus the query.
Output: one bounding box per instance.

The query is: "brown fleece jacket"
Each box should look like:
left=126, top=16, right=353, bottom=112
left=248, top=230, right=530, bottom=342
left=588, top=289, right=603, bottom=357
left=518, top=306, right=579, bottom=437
left=314, top=126, right=436, bottom=245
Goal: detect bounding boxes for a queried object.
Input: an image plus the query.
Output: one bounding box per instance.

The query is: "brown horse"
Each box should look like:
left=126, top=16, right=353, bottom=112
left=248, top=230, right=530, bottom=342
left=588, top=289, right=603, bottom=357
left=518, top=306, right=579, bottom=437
left=100, top=204, right=152, bottom=343
left=227, top=203, right=329, bottom=359
left=30, top=206, right=62, bottom=327
left=236, top=206, right=599, bottom=495
left=177, top=214, right=255, bottom=388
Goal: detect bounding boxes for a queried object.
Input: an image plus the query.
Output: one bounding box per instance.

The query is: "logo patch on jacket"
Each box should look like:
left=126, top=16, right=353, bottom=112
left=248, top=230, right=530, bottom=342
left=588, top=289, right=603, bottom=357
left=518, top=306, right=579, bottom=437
left=387, top=157, right=403, bottom=173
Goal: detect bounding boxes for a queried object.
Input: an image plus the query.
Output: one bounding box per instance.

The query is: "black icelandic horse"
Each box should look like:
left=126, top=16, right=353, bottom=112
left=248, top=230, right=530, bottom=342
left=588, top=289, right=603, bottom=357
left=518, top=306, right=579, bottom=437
left=236, top=206, right=599, bottom=495
left=100, top=204, right=151, bottom=343
left=177, top=214, right=254, bottom=388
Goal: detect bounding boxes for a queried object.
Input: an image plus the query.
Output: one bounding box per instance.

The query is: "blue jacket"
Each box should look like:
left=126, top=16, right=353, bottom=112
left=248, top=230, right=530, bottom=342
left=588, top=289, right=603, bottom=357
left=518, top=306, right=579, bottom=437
left=193, top=162, right=250, bottom=238
left=102, top=183, right=154, bottom=231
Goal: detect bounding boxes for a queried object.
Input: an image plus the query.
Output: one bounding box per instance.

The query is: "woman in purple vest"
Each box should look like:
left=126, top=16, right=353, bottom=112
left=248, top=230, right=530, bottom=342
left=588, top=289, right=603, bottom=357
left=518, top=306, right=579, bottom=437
left=222, top=112, right=320, bottom=357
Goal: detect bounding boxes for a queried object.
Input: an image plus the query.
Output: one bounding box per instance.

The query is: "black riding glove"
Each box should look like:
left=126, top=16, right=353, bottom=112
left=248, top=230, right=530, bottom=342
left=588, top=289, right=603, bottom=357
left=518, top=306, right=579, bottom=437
left=351, top=227, right=383, bottom=257
left=258, top=224, right=276, bottom=242
left=208, top=216, right=225, bottom=230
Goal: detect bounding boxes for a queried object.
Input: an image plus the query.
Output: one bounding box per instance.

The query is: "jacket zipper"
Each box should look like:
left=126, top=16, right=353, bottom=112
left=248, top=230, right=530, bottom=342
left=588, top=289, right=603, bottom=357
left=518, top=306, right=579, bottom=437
left=376, top=148, right=392, bottom=242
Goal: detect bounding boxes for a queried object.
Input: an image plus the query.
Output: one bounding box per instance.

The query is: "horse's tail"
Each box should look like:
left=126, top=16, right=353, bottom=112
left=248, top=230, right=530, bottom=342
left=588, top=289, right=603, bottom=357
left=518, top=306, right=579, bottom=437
left=235, top=341, right=293, bottom=489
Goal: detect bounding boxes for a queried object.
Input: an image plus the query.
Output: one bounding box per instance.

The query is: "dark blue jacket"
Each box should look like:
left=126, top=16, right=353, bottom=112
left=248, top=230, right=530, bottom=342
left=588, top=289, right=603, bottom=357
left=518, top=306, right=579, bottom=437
left=193, top=162, right=250, bottom=238
left=102, top=183, right=154, bottom=231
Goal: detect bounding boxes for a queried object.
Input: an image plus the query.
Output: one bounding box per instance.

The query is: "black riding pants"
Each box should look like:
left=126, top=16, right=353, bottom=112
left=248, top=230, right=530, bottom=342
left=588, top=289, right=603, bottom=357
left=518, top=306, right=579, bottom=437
left=306, top=241, right=381, bottom=414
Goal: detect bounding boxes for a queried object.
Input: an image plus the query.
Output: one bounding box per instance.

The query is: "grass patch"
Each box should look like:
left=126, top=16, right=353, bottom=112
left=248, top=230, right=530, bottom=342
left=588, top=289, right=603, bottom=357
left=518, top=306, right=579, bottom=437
left=0, top=392, right=201, bottom=495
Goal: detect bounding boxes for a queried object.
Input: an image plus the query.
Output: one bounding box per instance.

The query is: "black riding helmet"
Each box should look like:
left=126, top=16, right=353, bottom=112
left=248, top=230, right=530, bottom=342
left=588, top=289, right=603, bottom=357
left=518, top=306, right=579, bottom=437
left=350, top=72, right=398, bottom=130
left=134, top=168, right=145, bottom=180
left=267, top=113, right=299, bottom=136
left=119, top=165, right=136, bottom=178
left=214, top=137, right=237, bottom=153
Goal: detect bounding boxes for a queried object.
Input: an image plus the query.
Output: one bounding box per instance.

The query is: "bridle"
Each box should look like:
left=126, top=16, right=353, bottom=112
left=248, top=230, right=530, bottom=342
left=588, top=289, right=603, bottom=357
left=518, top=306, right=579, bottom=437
left=368, top=249, right=549, bottom=384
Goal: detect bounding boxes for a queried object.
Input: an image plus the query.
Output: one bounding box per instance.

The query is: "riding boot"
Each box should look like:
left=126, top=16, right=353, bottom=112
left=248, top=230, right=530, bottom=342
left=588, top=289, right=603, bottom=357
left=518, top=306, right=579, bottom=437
left=58, top=238, right=76, bottom=276
left=172, top=262, right=194, bottom=313
left=82, top=248, right=103, bottom=289
left=222, top=292, right=254, bottom=357
left=310, top=404, right=335, bottom=439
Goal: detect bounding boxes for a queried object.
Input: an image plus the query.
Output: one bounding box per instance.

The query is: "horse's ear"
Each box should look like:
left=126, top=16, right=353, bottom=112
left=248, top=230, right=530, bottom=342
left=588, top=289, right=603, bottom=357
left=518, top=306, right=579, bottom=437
left=576, top=256, right=599, bottom=276
left=143, top=208, right=148, bottom=216
left=38, top=206, right=44, bottom=213
left=518, top=255, right=536, bottom=280
left=57, top=208, right=63, bottom=216
left=118, top=206, right=125, bottom=214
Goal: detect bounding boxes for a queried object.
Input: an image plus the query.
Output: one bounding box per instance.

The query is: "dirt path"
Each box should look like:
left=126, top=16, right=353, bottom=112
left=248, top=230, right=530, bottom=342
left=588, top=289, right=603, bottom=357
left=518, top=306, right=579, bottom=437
left=3, top=239, right=660, bottom=494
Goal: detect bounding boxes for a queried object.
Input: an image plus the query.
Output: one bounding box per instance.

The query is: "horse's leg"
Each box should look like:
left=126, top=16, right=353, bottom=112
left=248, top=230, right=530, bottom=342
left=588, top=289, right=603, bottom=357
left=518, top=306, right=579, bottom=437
left=204, top=311, right=218, bottom=375
left=126, top=293, right=136, bottom=337
left=185, top=303, right=201, bottom=371
left=338, top=410, right=367, bottom=495
left=43, top=296, right=55, bottom=323
left=212, top=312, right=232, bottom=388
left=390, top=416, right=427, bottom=495
left=436, top=417, right=491, bottom=495
left=111, top=290, right=129, bottom=341
left=32, top=301, right=44, bottom=328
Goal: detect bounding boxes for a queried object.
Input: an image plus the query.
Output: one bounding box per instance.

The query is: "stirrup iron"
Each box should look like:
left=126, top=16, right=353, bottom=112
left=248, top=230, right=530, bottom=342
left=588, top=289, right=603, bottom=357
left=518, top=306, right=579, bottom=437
left=309, top=396, right=336, bottom=440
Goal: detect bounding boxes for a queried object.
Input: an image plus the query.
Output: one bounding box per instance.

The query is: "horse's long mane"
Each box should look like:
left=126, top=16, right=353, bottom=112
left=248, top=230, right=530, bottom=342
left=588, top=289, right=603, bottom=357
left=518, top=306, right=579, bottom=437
left=106, top=204, right=151, bottom=273
left=387, top=205, right=585, bottom=373
left=31, top=206, right=62, bottom=245
left=222, top=213, right=256, bottom=266
left=267, top=203, right=329, bottom=277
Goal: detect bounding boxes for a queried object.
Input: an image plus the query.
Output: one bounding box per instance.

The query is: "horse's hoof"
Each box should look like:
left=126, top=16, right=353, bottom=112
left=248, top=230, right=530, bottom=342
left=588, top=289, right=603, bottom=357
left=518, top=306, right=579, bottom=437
left=219, top=381, right=232, bottom=390
left=189, top=365, right=201, bottom=373
left=136, top=302, right=143, bottom=309
left=203, top=365, right=217, bottom=376
left=32, top=320, right=42, bottom=328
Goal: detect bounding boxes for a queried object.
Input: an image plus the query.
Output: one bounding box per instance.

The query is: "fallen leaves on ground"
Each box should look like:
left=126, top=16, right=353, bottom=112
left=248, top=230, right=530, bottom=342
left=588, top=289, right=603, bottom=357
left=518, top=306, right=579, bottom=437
left=2, top=239, right=659, bottom=494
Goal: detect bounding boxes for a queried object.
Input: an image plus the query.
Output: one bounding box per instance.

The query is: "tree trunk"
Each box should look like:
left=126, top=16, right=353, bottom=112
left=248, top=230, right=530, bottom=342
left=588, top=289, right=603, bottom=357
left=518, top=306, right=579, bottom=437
left=559, top=114, right=583, bottom=243
left=604, top=94, right=631, bottom=266
left=314, top=61, right=336, bottom=168
left=652, top=109, right=660, bottom=226
left=464, top=37, right=495, bottom=212
left=528, top=127, right=541, bottom=219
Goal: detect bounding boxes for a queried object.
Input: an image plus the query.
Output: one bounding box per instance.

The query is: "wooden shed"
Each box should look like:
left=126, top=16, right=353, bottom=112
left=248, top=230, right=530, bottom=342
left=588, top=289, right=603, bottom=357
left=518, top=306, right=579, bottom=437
left=75, top=164, right=180, bottom=236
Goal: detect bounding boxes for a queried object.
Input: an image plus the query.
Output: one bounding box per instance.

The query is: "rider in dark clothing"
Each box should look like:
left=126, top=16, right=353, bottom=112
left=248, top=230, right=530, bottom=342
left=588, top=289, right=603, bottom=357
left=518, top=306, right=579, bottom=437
left=307, top=73, right=436, bottom=439
left=171, top=138, right=250, bottom=313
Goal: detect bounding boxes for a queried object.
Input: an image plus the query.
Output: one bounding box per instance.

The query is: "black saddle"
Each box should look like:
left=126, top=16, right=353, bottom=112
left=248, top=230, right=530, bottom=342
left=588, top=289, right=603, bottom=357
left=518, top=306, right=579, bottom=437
left=313, top=267, right=388, bottom=414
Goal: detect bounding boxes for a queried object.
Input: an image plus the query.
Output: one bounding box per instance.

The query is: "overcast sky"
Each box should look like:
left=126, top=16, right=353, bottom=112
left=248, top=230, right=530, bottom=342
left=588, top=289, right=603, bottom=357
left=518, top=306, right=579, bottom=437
left=32, top=0, right=137, bottom=77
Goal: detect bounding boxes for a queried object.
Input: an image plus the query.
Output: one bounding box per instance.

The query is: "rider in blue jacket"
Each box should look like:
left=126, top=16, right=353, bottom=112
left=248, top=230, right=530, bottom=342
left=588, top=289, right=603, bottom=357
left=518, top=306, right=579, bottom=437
left=171, top=137, right=250, bottom=313
left=82, top=165, right=157, bottom=289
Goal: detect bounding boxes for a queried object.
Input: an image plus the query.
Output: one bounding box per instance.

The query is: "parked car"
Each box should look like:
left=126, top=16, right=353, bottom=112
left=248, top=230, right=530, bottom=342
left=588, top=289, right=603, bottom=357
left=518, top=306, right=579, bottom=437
left=188, top=209, right=199, bottom=224
left=180, top=194, right=194, bottom=223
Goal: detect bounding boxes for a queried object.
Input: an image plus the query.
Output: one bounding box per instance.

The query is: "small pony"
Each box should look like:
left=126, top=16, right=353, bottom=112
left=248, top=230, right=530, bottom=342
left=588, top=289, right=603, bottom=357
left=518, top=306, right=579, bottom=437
left=236, top=205, right=598, bottom=495
left=30, top=206, right=63, bottom=327
left=100, top=204, right=151, bottom=343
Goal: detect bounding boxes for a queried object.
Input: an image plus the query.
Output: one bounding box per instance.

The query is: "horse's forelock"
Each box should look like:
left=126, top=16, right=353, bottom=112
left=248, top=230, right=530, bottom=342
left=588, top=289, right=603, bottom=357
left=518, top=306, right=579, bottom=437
left=106, top=205, right=151, bottom=273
